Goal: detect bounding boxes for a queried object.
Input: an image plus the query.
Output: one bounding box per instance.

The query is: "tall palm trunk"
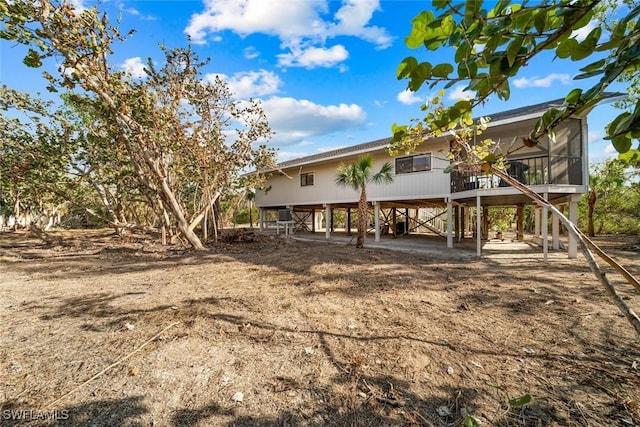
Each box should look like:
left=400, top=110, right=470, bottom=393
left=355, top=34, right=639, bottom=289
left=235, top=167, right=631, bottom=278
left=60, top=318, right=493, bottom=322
left=357, top=187, right=367, bottom=248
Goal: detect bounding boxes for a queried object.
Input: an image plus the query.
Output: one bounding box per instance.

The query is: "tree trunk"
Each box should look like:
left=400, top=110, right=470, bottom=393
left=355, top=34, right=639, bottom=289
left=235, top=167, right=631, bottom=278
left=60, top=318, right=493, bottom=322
left=357, top=187, right=367, bottom=248
left=588, top=190, right=597, bottom=237
left=159, top=176, right=204, bottom=250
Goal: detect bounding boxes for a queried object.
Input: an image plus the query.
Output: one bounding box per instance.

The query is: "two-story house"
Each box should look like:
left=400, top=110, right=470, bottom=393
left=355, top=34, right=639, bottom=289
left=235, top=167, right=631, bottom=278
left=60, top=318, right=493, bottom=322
left=255, top=97, right=603, bottom=258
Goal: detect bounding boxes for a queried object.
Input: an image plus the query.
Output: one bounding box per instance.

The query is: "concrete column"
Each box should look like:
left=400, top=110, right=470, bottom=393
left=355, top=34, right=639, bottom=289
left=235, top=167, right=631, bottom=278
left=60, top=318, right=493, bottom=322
left=476, top=196, right=482, bottom=257
left=346, top=208, right=352, bottom=235
left=392, top=208, right=397, bottom=237
left=259, top=208, right=265, bottom=231
left=311, top=209, right=316, bottom=232
left=447, top=200, right=453, bottom=249
left=516, top=204, right=524, bottom=241
left=552, top=207, right=560, bottom=250
left=542, top=193, right=548, bottom=262
left=482, top=207, right=489, bottom=240
left=568, top=196, right=579, bottom=258
left=374, top=202, right=381, bottom=242
left=325, top=204, right=331, bottom=240
left=330, top=208, right=335, bottom=232
left=460, top=207, right=465, bottom=241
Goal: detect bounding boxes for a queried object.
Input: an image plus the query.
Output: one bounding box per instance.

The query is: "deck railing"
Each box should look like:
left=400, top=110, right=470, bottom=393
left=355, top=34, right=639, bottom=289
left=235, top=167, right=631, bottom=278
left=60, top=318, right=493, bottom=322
left=451, top=155, right=582, bottom=193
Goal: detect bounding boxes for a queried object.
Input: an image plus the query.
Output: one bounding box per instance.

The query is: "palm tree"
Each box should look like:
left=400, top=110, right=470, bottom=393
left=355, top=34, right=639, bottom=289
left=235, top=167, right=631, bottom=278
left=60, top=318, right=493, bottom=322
left=336, top=155, right=393, bottom=248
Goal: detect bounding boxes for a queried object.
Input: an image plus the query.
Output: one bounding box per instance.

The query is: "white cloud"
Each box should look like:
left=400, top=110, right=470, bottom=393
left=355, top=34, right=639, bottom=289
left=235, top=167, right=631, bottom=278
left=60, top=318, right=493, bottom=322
left=397, top=89, right=423, bottom=105
left=120, top=57, right=147, bottom=79
left=185, top=0, right=393, bottom=69
left=588, top=130, right=602, bottom=144
left=328, top=0, right=393, bottom=48
left=277, top=150, right=313, bottom=162
left=243, top=46, right=260, bottom=59
left=571, top=21, right=597, bottom=42
left=513, top=73, right=571, bottom=88
left=261, top=96, right=366, bottom=146
left=604, top=144, right=617, bottom=154
left=448, top=85, right=474, bottom=101
left=277, top=44, right=348, bottom=69
left=68, top=0, right=87, bottom=13
left=212, top=69, right=283, bottom=98
left=373, top=100, right=386, bottom=108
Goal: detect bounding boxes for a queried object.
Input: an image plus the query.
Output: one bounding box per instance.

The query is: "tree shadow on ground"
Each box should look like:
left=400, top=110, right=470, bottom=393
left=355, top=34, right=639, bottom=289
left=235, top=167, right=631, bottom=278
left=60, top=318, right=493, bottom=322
left=0, top=396, right=146, bottom=427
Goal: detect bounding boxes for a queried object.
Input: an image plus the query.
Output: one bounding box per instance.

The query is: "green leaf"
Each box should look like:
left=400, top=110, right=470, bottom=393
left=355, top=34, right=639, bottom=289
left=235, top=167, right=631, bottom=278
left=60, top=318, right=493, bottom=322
left=496, top=80, right=510, bottom=100
left=391, top=123, right=408, bottom=142
left=405, top=11, right=433, bottom=49
left=618, top=148, right=639, bottom=163
left=397, top=57, right=418, bottom=80
left=463, top=416, right=480, bottom=427
left=556, top=38, right=578, bottom=59
left=565, top=88, right=582, bottom=105
left=611, top=134, right=632, bottom=153
left=464, top=0, right=480, bottom=26
left=455, top=43, right=470, bottom=64
left=433, top=0, right=448, bottom=10
left=507, top=37, right=523, bottom=67
left=408, top=62, right=433, bottom=91
left=23, top=49, right=42, bottom=68
left=608, top=112, right=633, bottom=137
left=534, top=10, right=548, bottom=33
left=573, top=69, right=603, bottom=81
left=432, top=63, right=454, bottom=78
left=509, top=394, right=532, bottom=407
left=492, top=0, right=511, bottom=17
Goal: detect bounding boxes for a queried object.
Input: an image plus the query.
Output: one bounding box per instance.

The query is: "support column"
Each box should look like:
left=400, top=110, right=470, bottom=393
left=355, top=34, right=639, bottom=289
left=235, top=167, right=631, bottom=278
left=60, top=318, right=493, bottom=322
left=346, top=208, right=352, bottom=235
left=446, top=199, right=453, bottom=249
left=259, top=208, right=265, bottom=231
left=516, top=204, right=524, bottom=241
left=374, top=202, right=381, bottom=242
left=552, top=207, right=560, bottom=250
left=405, top=208, right=409, bottom=235
left=476, top=196, right=482, bottom=257
left=454, top=205, right=460, bottom=241
left=542, top=193, right=548, bottom=262
left=311, top=209, right=316, bottom=232
left=392, top=208, right=397, bottom=238
left=482, top=207, right=489, bottom=240
left=460, top=207, right=466, bottom=241
left=324, top=204, right=331, bottom=240
left=568, top=196, right=579, bottom=258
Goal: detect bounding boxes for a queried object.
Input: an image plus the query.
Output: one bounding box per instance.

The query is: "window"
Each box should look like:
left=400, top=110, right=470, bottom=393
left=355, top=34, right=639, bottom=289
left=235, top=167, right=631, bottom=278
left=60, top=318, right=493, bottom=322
left=300, top=172, right=314, bottom=186
left=395, top=153, right=431, bottom=174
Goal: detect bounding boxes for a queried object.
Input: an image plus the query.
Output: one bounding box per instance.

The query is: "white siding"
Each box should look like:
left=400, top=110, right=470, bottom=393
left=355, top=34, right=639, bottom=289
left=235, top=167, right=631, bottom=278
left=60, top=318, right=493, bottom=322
left=256, top=139, right=451, bottom=207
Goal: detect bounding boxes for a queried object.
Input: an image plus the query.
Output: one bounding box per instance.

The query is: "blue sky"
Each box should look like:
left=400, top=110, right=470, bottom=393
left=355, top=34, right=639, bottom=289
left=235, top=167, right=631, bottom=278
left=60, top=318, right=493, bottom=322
left=0, top=0, right=627, bottom=164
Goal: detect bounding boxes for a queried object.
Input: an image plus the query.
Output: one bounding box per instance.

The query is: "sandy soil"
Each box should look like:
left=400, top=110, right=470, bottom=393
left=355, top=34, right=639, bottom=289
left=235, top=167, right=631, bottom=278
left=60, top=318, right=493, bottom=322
left=0, top=229, right=639, bottom=427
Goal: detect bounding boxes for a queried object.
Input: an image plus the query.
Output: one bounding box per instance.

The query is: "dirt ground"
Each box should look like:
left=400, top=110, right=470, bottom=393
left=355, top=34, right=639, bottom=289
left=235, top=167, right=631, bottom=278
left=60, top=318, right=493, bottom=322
left=0, top=229, right=639, bottom=427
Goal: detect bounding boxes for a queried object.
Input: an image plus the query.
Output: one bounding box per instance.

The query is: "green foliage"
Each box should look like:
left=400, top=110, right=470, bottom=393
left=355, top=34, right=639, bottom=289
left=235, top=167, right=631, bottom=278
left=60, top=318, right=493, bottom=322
left=335, top=155, right=393, bottom=191
left=336, top=155, right=393, bottom=248
left=509, top=393, right=532, bottom=407
left=579, top=159, right=640, bottom=234
left=393, top=0, right=640, bottom=159
left=0, top=1, right=276, bottom=246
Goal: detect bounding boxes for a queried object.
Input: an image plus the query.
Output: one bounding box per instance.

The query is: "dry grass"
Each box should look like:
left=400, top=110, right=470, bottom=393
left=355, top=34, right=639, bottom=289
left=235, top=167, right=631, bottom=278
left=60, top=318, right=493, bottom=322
left=0, top=229, right=639, bottom=426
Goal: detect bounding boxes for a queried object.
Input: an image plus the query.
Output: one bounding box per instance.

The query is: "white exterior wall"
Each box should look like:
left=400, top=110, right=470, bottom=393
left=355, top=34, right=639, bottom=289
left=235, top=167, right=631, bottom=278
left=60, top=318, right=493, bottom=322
left=256, top=139, right=451, bottom=207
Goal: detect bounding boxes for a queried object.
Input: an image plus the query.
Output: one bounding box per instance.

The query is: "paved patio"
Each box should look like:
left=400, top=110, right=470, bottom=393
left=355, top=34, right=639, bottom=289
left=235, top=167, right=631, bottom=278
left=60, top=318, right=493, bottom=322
left=260, top=228, right=571, bottom=260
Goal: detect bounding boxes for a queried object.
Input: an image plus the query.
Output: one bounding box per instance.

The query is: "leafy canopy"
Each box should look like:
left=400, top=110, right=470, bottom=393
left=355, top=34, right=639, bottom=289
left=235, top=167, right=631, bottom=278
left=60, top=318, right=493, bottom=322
left=392, top=0, right=640, bottom=164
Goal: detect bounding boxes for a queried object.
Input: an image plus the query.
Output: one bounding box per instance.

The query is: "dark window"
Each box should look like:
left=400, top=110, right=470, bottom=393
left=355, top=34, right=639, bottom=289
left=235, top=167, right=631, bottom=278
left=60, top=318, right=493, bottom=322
left=395, top=153, right=431, bottom=174
left=300, top=172, right=314, bottom=186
